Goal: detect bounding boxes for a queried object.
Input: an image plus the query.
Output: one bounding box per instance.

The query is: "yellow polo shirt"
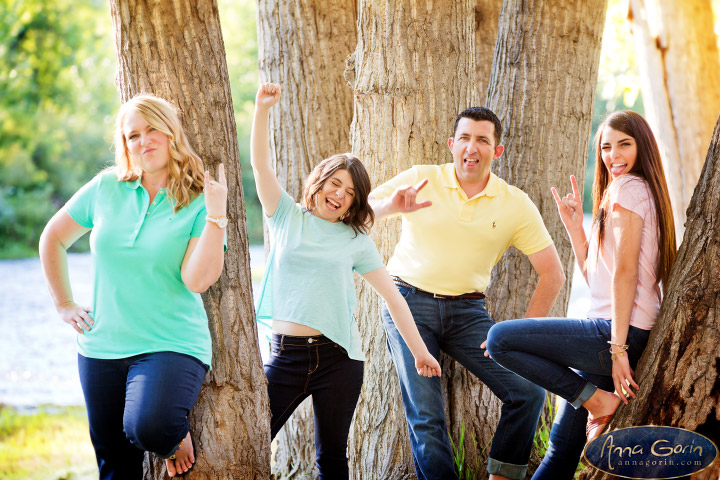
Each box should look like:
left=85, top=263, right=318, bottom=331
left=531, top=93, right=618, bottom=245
left=370, top=164, right=553, bottom=296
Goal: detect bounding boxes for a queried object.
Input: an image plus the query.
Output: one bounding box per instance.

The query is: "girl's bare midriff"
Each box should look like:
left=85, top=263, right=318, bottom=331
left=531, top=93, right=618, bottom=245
left=272, top=320, right=323, bottom=337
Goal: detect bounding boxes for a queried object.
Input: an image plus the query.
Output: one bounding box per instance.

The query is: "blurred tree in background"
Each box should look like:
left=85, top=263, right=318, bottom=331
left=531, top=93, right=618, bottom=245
left=0, top=0, right=261, bottom=259
left=0, top=0, right=116, bottom=258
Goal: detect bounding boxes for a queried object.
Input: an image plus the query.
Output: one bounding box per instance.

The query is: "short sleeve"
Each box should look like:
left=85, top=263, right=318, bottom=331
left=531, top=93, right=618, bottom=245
left=353, top=235, right=385, bottom=275
left=64, top=174, right=102, bottom=228
left=190, top=195, right=208, bottom=237
left=511, top=194, right=554, bottom=255
left=609, top=176, right=649, bottom=220
left=369, top=167, right=420, bottom=201
left=265, top=189, right=296, bottom=230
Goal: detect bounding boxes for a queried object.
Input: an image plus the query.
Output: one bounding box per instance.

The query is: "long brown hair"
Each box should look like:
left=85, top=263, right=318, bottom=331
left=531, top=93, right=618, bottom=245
left=113, top=94, right=204, bottom=212
left=592, top=111, right=676, bottom=291
left=302, top=154, right=374, bottom=235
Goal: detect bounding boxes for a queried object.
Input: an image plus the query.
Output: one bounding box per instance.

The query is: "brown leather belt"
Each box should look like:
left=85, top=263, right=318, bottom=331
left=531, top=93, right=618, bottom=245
left=392, top=277, right=486, bottom=300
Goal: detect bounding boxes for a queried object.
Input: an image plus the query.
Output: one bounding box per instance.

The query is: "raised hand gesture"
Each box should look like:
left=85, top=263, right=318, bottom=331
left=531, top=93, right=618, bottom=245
left=256, top=83, right=281, bottom=110
left=551, top=175, right=584, bottom=234
left=388, top=179, right=433, bottom=214
left=204, top=163, right=228, bottom=218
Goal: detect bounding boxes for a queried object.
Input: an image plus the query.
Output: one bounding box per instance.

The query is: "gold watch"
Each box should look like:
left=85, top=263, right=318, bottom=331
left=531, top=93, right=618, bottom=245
left=206, top=215, right=228, bottom=229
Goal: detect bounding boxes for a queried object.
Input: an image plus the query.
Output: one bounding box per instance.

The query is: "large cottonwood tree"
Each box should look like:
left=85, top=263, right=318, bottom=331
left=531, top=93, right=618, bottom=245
left=580, top=115, right=720, bottom=480
left=347, top=1, right=477, bottom=477
left=628, top=0, right=720, bottom=240
left=110, top=1, right=270, bottom=478
left=256, top=0, right=357, bottom=477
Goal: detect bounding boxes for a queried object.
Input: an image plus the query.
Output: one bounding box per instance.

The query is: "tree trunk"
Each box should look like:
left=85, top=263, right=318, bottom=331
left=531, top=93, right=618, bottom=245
left=628, top=0, right=720, bottom=242
left=473, top=0, right=502, bottom=104
left=256, top=1, right=357, bottom=478
left=110, top=1, right=270, bottom=478
left=347, top=1, right=477, bottom=478
left=445, top=0, right=608, bottom=475
left=579, top=117, right=720, bottom=480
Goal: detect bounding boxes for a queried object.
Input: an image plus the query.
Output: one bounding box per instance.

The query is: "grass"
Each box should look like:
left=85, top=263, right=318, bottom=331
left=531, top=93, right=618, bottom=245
left=0, top=405, right=96, bottom=480
left=450, top=420, right=490, bottom=480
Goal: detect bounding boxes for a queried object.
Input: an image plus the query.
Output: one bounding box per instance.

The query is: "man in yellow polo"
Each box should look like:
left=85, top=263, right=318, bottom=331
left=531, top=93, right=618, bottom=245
left=369, top=107, right=565, bottom=480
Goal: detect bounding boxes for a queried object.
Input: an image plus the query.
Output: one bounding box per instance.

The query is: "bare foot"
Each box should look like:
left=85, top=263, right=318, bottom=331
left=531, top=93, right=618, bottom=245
left=583, top=388, right=621, bottom=420
left=166, top=431, right=194, bottom=477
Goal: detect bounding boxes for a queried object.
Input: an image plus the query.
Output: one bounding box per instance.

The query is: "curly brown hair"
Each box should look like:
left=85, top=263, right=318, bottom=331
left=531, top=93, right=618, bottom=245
left=302, top=154, right=374, bottom=235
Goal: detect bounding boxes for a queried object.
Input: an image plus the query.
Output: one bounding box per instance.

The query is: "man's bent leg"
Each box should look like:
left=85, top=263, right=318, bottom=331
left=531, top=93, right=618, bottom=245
left=382, top=291, right=456, bottom=480
left=442, top=299, right=545, bottom=480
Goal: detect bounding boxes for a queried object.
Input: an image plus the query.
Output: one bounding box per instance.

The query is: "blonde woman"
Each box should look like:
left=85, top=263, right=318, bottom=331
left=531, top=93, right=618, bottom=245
left=39, top=94, right=226, bottom=478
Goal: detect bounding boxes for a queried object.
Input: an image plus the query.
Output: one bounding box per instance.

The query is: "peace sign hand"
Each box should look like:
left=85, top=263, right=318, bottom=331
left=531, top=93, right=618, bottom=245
left=204, top=163, right=228, bottom=218
left=551, top=175, right=583, bottom=234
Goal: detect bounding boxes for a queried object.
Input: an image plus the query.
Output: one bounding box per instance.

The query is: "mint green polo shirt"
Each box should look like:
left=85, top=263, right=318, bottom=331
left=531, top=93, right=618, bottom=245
left=64, top=170, right=212, bottom=367
left=256, top=190, right=385, bottom=361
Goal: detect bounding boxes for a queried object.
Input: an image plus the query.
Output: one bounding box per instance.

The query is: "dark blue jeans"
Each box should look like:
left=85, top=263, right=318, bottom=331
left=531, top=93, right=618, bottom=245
left=78, top=352, right=208, bottom=480
left=485, top=317, right=650, bottom=480
left=382, top=286, right=546, bottom=480
left=265, top=333, right=364, bottom=480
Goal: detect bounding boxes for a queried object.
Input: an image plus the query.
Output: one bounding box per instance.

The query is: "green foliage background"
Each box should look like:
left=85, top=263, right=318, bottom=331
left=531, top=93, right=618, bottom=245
left=0, top=0, right=660, bottom=259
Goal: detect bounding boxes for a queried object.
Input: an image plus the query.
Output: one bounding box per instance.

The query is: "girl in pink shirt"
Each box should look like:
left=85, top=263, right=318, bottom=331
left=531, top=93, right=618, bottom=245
left=486, top=111, right=676, bottom=479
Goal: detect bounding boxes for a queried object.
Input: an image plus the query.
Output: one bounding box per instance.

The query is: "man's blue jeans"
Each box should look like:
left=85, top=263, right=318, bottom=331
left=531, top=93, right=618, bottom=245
left=382, top=285, right=546, bottom=480
left=78, top=352, right=208, bottom=480
left=264, top=333, right=364, bottom=480
left=486, top=317, right=650, bottom=479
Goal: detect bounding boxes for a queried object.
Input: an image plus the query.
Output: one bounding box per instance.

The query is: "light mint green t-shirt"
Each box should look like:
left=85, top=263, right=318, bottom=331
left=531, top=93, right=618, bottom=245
left=64, top=170, right=212, bottom=367
left=256, top=190, right=384, bottom=361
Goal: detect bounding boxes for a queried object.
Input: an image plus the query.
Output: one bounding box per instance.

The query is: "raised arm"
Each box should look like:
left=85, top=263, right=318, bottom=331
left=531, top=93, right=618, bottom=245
left=551, top=174, right=589, bottom=282
left=181, top=164, right=227, bottom=293
left=251, top=83, right=283, bottom=217
left=39, top=210, right=93, bottom=334
left=609, top=205, right=643, bottom=403
left=360, top=268, right=441, bottom=377
left=368, top=178, right=432, bottom=220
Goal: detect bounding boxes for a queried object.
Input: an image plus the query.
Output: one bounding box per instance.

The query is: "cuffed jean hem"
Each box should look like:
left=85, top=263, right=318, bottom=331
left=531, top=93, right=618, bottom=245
left=569, top=381, right=597, bottom=409
left=487, top=457, right=527, bottom=480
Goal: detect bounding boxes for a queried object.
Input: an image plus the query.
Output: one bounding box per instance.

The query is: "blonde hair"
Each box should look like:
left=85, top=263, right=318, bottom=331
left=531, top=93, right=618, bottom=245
left=113, top=94, right=204, bottom=212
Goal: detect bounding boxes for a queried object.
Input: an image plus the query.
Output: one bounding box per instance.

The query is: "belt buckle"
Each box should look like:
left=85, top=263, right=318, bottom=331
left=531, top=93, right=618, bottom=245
left=433, top=293, right=447, bottom=299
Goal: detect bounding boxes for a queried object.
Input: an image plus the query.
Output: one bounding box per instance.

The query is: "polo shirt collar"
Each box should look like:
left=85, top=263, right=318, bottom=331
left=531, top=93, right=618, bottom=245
left=440, top=163, right=500, bottom=198
left=125, top=177, right=143, bottom=190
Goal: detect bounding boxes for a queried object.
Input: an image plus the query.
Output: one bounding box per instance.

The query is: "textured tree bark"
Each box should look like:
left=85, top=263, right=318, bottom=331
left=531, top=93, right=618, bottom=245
left=110, top=1, right=270, bottom=478
left=579, top=116, right=720, bottom=480
left=628, top=0, right=720, bottom=241
left=256, top=1, right=357, bottom=478
left=347, top=1, right=477, bottom=478
left=445, top=0, right=607, bottom=474
left=473, top=0, right=502, bottom=105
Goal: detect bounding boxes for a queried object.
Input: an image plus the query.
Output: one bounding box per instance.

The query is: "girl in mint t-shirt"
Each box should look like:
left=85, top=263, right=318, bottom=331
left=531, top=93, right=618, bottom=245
left=40, top=94, right=227, bottom=478
left=485, top=111, right=677, bottom=479
left=252, top=83, right=441, bottom=479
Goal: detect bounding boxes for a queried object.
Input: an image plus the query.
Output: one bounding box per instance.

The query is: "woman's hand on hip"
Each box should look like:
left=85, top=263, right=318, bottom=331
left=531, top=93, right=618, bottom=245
left=58, top=301, right=94, bottom=334
left=611, top=354, right=638, bottom=404
left=204, top=163, right=228, bottom=218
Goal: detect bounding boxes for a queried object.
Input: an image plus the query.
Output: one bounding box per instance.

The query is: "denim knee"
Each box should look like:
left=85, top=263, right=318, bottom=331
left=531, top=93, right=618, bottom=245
left=485, top=321, right=510, bottom=358
left=123, top=409, right=184, bottom=458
